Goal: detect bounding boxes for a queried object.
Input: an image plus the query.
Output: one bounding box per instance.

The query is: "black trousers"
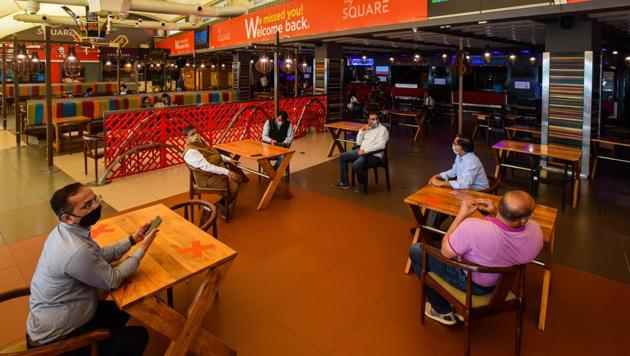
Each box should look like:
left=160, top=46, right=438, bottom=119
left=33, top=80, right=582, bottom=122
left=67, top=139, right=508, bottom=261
left=29, top=300, right=148, bottom=356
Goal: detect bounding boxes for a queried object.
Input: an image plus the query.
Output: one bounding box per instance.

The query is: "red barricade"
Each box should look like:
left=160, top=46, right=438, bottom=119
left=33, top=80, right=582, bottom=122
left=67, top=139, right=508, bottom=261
left=103, top=95, right=327, bottom=180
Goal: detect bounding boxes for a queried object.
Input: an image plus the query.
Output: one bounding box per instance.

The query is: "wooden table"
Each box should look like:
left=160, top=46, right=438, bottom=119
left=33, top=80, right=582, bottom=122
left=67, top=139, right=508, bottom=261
left=492, top=140, right=582, bottom=210
left=388, top=109, right=423, bottom=142
left=94, top=204, right=237, bottom=356
left=504, top=125, right=541, bottom=140
left=590, top=136, right=630, bottom=178
left=324, top=121, right=365, bottom=157
left=53, top=115, right=91, bottom=152
left=403, top=185, right=559, bottom=331
left=214, top=139, right=294, bottom=211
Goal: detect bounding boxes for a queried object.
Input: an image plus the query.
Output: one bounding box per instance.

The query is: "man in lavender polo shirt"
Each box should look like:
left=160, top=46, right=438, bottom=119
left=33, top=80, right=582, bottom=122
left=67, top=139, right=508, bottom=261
left=409, top=190, right=543, bottom=325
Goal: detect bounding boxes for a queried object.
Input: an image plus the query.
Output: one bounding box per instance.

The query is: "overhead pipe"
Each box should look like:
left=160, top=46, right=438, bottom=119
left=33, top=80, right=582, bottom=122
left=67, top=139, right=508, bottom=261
left=14, top=13, right=199, bottom=30
left=31, top=0, right=246, bottom=18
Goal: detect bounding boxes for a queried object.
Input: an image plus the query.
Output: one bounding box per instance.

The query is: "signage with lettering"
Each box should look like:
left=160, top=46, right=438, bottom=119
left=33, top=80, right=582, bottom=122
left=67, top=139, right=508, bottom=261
left=156, top=31, right=195, bottom=55
left=210, top=0, right=427, bottom=49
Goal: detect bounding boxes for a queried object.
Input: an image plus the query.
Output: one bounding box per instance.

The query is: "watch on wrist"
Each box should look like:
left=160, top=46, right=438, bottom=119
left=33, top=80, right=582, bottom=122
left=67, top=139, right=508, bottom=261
left=128, top=234, right=136, bottom=246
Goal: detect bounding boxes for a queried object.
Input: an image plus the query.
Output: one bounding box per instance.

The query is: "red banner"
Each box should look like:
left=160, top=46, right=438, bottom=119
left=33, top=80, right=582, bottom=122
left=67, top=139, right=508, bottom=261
left=156, top=31, right=194, bottom=55
left=210, top=0, right=427, bottom=49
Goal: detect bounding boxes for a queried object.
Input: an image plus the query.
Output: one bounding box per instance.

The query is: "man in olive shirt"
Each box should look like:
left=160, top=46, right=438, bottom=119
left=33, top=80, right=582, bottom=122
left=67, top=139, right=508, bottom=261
left=26, top=183, right=159, bottom=355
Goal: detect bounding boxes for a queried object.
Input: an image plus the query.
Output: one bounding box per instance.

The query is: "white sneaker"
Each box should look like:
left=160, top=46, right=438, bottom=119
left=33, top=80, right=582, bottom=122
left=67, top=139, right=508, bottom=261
left=424, top=302, right=457, bottom=326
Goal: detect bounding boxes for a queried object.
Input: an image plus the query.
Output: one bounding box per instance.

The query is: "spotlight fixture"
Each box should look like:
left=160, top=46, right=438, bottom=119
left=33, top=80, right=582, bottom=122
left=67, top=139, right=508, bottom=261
left=612, top=50, right=619, bottom=55
left=483, top=45, right=492, bottom=64
left=508, top=54, right=517, bottom=64
left=389, top=57, right=395, bottom=63
left=529, top=56, right=537, bottom=66
left=625, top=56, right=630, bottom=68
left=441, top=53, right=449, bottom=64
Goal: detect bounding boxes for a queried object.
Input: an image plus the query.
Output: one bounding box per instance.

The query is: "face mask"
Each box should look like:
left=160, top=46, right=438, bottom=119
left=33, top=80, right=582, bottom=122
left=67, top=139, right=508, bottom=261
left=189, top=133, right=204, bottom=144
left=74, top=205, right=102, bottom=227
left=452, top=145, right=459, bottom=155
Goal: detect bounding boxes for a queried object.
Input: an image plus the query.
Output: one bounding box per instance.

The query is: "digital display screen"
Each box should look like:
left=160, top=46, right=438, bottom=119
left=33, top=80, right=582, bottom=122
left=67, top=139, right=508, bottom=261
left=375, top=66, right=389, bottom=75
left=514, top=81, right=531, bottom=90
left=434, top=78, right=447, bottom=85
left=194, top=28, right=209, bottom=49
left=348, top=57, right=374, bottom=66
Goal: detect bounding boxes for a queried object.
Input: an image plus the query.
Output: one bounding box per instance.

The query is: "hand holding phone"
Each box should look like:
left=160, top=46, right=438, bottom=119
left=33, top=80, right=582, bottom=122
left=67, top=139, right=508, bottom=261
left=144, top=216, right=162, bottom=236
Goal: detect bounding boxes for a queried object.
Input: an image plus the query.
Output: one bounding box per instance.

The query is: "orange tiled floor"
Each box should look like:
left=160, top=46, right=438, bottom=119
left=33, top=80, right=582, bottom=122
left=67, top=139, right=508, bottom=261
left=2, top=179, right=630, bottom=356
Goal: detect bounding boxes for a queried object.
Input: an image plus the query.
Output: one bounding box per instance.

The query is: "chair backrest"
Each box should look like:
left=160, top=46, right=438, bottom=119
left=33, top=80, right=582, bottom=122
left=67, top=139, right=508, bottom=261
left=169, top=199, right=218, bottom=234
left=420, top=242, right=525, bottom=310
left=185, top=163, right=229, bottom=193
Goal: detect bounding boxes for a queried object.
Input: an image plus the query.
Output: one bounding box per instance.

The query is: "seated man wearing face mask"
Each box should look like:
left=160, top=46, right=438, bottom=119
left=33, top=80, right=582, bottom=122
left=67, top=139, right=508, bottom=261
left=429, top=135, right=489, bottom=191
left=332, top=111, right=389, bottom=193
left=182, top=125, right=241, bottom=215
left=27, top=183, right=158, bottom=355
left=261, top=110, right=293, bottom=170
left=409, top=191, right=543, bottom=325
left=411, top=135, right=490, bottom=236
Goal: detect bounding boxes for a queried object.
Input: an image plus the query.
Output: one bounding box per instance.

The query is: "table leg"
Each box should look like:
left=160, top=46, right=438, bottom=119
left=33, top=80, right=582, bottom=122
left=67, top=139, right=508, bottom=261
left=493, top=148, right=503, bottom=179
left=257, top=152, right=294, bottom=211
left=404, top=204, right=427, bottom=274
left=125, top=262, right=235, bottom=356
left=590, top=142, right=599, bottom=178
left=54, top=123, right=61, bottom=152
left=326, top=128, right=344, bottom=157
left=412, top=124, right=422, bottom=143
left=572, top=161, right=580, bottom=208
left=538, top=268, right=551, bottom=331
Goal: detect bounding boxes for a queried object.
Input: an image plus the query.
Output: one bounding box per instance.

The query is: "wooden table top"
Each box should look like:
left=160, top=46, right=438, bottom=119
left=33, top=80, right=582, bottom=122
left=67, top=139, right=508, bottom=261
left=94, top=204, right=237, bottom=309
left=325, top=121, right=365, bottom=131
left=592, top=136, right=630, bottom=147
left=214, top=139, right=294, bottom=160
left=53, top=115, right=91, bottom=125
left=493, top=139, right=582, bottom=162
left=404, top=185, right=558, bottom=243
left=389, top=110, right=421, bottom=117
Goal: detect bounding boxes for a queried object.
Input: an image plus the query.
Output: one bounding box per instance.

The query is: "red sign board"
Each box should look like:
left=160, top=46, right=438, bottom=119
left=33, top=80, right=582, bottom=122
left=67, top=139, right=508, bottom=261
left=210, top=0, right=427, bottom=49
left=156, top=31, right=195, bottom=55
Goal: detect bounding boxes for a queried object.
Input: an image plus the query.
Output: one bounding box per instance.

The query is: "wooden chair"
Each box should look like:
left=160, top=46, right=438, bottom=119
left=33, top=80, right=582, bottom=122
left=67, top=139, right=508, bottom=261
left=351, top=147, right=391, bottom=194
left=169, top=199, right=219, bottom=238
left=0, top=287, right=110, bottom=355
left=418, top=242, right=526, bottom=356
left=83, top=134, right=105, bottom=183
left=481, top=175, right=500, bottom=195
left=186, top=164, right=233, bottom=222
left=472, top=113, right=490, bottom=140
left=167, top=199, right=219, bottom=308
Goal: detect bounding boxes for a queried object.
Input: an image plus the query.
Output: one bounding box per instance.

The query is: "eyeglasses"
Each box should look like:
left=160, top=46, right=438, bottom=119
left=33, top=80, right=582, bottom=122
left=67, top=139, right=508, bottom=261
left=80, top=195, right=102, bottom=211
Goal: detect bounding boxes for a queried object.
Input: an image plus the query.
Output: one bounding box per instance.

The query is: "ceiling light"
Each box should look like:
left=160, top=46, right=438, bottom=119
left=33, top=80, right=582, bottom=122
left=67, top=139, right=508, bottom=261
left=478, top=20, right=488, bottom=24
left=612, top=50, right=619, bottom=55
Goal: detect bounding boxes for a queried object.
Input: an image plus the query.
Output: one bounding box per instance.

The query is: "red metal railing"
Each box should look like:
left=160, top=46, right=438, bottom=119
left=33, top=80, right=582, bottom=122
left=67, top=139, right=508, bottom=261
left=103, top=95, right=327, bottom=180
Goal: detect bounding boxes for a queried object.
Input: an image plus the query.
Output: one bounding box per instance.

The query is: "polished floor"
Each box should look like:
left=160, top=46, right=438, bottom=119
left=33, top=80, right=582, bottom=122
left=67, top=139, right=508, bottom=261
left=0, top=115, right=629, bottom=355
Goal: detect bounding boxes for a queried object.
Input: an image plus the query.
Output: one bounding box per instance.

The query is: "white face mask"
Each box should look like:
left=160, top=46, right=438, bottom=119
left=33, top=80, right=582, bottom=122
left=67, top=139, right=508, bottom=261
left=452, top=145, right=459, bottom=155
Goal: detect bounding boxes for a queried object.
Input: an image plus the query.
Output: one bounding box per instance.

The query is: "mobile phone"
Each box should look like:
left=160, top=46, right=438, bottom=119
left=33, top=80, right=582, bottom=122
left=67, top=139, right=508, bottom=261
left=144, top=216, right=162, bottom=235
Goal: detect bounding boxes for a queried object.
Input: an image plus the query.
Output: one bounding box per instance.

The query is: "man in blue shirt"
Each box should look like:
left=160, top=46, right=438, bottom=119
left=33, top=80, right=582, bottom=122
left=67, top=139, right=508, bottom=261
left=429, top=136, right=489, bottom=191
left=411, top=136, right=489, bottom=235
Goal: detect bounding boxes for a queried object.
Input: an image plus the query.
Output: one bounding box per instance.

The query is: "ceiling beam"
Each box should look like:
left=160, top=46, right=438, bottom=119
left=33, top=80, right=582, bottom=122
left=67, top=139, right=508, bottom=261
left=420, top=28, right=545, bottom=51
left=331, top=33, right=458, bottom=50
